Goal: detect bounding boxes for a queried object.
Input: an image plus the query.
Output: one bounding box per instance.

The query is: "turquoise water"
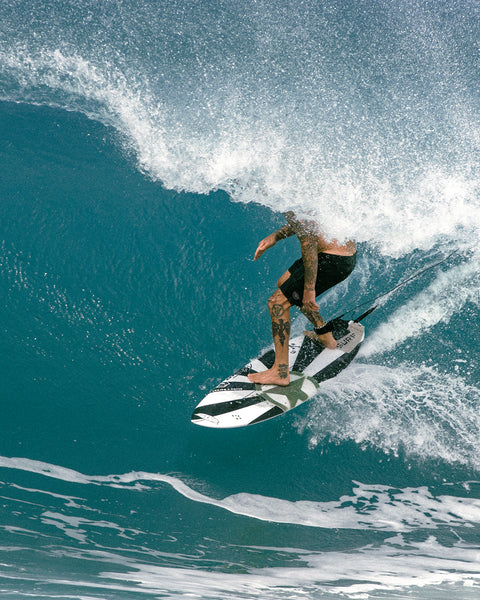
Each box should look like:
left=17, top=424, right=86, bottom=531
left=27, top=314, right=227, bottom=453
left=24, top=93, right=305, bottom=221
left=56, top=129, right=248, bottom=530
left=1, top=1, right=480, bottom=598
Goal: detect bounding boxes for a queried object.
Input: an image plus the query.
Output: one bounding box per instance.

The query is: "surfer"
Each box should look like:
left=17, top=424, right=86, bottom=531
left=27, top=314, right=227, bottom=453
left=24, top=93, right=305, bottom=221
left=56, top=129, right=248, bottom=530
left=248, top=212, right=356, bottom=386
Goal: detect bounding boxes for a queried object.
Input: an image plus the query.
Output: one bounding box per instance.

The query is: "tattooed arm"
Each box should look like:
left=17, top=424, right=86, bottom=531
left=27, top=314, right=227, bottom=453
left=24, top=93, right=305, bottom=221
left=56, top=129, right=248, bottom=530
left=274, top=223, right=295, bottom=241
left=253, top=223, right=295, bottom=261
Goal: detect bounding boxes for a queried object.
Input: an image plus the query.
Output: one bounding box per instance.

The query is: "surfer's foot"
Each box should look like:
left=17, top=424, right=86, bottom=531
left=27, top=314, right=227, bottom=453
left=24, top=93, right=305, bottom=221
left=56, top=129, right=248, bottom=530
left=248, top=366, right=290, bottom=386
left=305, top=330, right=337, bottom=349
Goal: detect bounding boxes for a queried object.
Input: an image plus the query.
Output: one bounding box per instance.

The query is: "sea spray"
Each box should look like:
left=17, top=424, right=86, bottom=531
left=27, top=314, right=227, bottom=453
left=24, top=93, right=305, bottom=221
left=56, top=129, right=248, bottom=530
left=1, top=1, right=479, bottom=254
left=297, top=362, right=480, bottom=469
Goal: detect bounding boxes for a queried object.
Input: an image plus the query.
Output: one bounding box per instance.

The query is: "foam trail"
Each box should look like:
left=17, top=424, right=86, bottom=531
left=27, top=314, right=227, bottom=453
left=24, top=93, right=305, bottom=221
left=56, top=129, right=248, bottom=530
left=2, top=456, right=480, bottom=532
left=97, top=538, right=480, bottom=599
left=361, top=257, right=480, bottom=357
left=8, top=537, right=480, bottom=599
left=299, top=362, right=480, bottom=468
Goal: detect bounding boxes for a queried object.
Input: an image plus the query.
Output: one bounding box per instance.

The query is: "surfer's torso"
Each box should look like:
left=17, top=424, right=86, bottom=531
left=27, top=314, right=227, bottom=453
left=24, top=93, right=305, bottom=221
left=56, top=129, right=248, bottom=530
left=284, top=211, right=356, bottom=256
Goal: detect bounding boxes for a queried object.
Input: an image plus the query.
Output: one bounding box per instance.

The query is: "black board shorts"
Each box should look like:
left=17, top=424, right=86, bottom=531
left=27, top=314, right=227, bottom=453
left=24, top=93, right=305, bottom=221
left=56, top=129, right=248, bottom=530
left=279, top=252, right=357, bottom=307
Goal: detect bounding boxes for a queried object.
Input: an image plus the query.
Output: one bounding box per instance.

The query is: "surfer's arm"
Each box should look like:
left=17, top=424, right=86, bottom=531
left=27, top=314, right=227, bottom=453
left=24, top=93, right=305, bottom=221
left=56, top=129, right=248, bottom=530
left=253, top=224, right=294, bottom=261
left=274, top=223, right=295, bottom=241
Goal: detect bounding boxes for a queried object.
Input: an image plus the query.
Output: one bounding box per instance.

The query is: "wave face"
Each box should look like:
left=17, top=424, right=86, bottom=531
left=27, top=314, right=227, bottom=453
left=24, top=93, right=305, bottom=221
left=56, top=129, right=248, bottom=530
left=1, top=1, right=480, bottom=599
left=1, top=0, right=480, bottom=251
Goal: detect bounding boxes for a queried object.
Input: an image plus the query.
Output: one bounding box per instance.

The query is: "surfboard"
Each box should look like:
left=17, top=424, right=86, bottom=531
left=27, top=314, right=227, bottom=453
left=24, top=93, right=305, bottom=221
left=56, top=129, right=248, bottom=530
left=191, top=318, right=364, bottom=429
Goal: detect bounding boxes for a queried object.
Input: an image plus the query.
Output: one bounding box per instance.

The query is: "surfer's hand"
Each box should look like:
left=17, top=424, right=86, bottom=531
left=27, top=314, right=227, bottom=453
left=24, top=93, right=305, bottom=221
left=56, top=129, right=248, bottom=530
left=253, top=233, right=277, bottom=261
left=302, top=290, right=319, bottom=312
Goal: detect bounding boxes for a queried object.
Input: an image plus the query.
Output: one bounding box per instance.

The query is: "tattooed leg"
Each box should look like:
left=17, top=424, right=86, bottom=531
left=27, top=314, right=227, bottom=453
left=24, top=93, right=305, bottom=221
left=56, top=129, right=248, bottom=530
left=248, top=289, right=292, bottom=386
left=300, top=305, right=337, bottom=349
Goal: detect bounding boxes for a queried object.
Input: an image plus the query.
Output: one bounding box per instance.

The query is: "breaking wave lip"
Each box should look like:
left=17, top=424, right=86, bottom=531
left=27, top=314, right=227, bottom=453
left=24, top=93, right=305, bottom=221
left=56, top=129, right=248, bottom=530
left=1, top=45, right=479, bottom=255
left=1, top=455, right=480, bottom=532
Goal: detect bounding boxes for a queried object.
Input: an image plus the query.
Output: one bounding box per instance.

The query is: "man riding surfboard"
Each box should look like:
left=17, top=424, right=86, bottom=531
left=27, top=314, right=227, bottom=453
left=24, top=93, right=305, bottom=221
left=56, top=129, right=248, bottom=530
left=248, top=211, right=356, bottom=386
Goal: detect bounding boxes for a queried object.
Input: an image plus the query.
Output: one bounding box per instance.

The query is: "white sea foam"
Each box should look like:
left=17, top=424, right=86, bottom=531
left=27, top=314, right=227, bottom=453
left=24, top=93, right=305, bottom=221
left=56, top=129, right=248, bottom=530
left=1, top=25, right=479, bottom=256
left=1, top=456, right=480, bottom=532
left=297, top=361, right=480, bottom=469
left=8, top=532, right=479, bottom=599
left=3, top=456, right=480, bottom=597
left=1, top=4, right=480, bottom=598
left=96, top=537, right=480, bottom=599
left=361, top=257, right=480, bottom=357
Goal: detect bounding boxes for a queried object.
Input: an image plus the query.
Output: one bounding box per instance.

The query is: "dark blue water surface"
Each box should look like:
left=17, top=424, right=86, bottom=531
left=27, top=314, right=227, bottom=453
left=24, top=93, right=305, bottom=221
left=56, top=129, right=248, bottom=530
left=1, top=1, right=480, bottom=598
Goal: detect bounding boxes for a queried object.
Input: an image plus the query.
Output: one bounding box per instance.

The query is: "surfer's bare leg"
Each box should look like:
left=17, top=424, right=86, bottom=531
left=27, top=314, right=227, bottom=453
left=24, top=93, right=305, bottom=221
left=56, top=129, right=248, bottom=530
left=248, top=288, right=292, bottom=386
left=301, top=306, right=337, bottom=349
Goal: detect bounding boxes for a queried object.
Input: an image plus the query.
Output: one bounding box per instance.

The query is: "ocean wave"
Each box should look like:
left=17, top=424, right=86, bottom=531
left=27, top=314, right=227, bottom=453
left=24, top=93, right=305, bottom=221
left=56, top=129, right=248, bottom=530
left=1, top=456, right=480, bottom=532
left=4, top=533, right=480, bottom=599
left=97, top=536, right=480, bottom=599
left=1, top=0, right=480, bottom=256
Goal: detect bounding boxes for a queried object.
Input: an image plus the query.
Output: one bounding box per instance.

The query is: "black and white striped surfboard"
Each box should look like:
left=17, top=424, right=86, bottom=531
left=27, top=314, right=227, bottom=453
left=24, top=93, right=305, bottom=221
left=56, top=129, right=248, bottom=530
left=191, top=318, right=365, bottom=428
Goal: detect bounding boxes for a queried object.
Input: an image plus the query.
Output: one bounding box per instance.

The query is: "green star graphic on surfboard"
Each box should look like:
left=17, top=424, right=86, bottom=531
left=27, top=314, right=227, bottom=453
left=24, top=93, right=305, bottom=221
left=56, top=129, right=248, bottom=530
left=257, top=373, right=319, bottom=411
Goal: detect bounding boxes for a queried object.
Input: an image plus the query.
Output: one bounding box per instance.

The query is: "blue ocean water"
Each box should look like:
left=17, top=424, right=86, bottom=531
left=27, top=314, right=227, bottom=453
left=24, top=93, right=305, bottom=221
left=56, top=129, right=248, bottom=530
left=1, top=1, right=480, bottom=598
